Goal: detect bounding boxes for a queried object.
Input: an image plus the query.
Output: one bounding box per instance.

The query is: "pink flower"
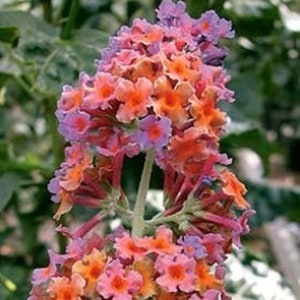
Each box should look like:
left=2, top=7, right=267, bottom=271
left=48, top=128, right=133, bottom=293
left=63, top=143, right=89, bottom=167
left=65, top=238, right=86, bottom=259
left=31, top=250, right=61, bottom=285
left=58, top=85, right=82, bottom=112
left=97, top=260, right=142, bottom=300
left=114, top=231, right=146, bottom=260
left=202, top=234, right=225, bottom=264
left=142, top=226, right=181, bottom=256
left=83, top=72, right=117, bottom=110
left=155, top=253, right=196, bottom=293
left=233, top=209, right=256, bottom=248
left=57, top=73, right=90, bottom=112
left=130, top=19, right=164, bottom=45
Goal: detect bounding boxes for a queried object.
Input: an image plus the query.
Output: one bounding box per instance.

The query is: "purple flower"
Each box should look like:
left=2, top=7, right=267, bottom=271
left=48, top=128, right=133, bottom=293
left=194, top=10, right=219, bottom=41
left=58, top=109, right=90, bottom=141
left=192, top=10, right=234, bottom=46
left=178, top=235, right=207, bottom=259
left=218, top=18, right=235, bottom=39
left=48, top=176, right=61, bottom=203
left=132, top=115, right=172, bottom=152
left=156, top=0, right=188, bottom=27
left=193, top=10, right=234, bottom=43
left=201, top=45, right=228, bottom=66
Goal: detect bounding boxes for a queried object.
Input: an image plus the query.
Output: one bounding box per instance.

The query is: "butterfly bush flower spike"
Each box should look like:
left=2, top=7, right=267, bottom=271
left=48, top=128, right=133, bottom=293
left=29, top=1, right=254, bottom=299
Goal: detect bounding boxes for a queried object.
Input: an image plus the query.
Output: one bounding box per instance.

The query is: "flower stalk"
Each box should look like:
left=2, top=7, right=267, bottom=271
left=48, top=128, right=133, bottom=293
left=131, top=149, right=155, bottom=237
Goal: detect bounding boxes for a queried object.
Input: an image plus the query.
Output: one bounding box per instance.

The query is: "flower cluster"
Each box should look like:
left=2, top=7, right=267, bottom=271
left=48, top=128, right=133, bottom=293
left=29, top=0, right=254, bottom=299
left=48, top=0, right=236, bottom=220
left=29, top=226, right=229, bottom=300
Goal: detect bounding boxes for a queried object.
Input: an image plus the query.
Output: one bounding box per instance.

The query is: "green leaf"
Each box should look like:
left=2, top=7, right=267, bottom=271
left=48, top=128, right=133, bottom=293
left=0, top=73, right=13, bottom=87
left=0, top=27, right=19, bottom=47
left=0, top=11, right=57, bottom=39
left=0, top=173, right=22, bottom=211
left=67, top=28, right=109, bottom=73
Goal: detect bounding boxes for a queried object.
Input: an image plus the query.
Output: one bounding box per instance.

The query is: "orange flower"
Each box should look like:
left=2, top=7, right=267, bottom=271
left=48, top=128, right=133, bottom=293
left=220, top=169, right=249, bottom=209
left=194, top=260, right=222, bottom=294
left=116, top=77, right=153, bottom=122
left=153, top=76, right=193, bottom=127
left=47, top=273, right=85, bottom=300
left=161, top=53, right=201, bottom=84
left=60, top=151, right=92, bottom=192
left=142, top=226, right=180, bottom=255
left=53, top=189, right=73, bottom=220
left=133, top=258, right=158, bottom=298
left=60, top=164, right=86, bottom=192
left=190, top=87, right=227, bottom=137
left=130, top=57, right=163, bottom=83
left=59, top=86, right=83, bottom=112
left=167, top=127, right=210, bottom=174
left=72, top=249, right=107, bottom=297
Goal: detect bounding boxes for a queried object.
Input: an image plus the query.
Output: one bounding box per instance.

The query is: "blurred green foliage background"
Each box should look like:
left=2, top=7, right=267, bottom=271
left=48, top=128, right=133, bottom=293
left=0, top=0, right=300, bottom=298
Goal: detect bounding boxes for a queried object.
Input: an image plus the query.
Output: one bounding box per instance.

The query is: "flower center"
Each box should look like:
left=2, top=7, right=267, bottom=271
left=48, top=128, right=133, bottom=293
left=111, top=275, right=128, bottom=293
left=148, top=124, right=162, bottom=140
left=75, top=116, right=88, bottom=132
left=100, top=84, right=114, bottom=98
left=168, top=264, right=185, bottom=281
left=89, top=265, right=103, bottom=279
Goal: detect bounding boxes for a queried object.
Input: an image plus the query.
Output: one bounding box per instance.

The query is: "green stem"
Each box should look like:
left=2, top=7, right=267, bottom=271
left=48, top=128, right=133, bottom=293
left=56, top=216, right=68, bottom=253
left=131, top=150, right=155, bottom=238
left=144, top=195, right=203, bottom=228
left=115, top=205, right=133, bottom=219
left=60, top=0, right=79, bottom=40
left=145, top=209, right=188, bottom=227
left=41, top=0, right=53, bottom=23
